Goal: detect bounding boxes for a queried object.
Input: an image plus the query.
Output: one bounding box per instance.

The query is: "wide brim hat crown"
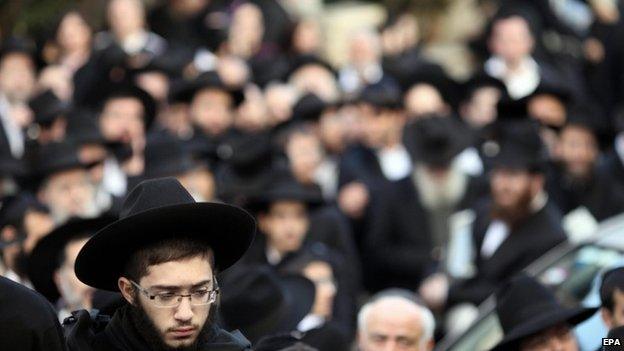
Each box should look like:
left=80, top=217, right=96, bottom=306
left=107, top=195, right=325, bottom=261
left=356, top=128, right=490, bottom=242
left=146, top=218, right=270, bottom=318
left=28, top=215, right=116, bottom=302
left=74, top=177, right=256, bottom=291
left=491, top=274, right=597, bottom=350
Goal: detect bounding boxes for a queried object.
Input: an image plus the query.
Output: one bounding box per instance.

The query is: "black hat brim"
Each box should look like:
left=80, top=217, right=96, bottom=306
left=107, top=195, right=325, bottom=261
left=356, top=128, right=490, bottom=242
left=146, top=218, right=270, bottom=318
left=237, top=275, right=315, bottom=343
left=28, top=216, right=116, bottom=302
left=491, top=306, right=597, bottom=350
left=75, top=202, right=256, bottom=291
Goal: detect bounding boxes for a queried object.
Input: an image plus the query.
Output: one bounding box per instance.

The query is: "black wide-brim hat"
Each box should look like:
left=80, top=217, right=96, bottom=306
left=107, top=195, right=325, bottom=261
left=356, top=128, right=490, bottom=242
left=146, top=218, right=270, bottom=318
left=102, top=84, right=157, bottom=129
left=74, top=177, right=256, bottom=291
left=491, top=274, right=597, bottom=350
left=28, top=215, right=116, bottom=303
left=220, top=266, right=315, bottom=344
left=28, top=90, right=70, bottom=127
left=403, top=115, right=474, bottom=167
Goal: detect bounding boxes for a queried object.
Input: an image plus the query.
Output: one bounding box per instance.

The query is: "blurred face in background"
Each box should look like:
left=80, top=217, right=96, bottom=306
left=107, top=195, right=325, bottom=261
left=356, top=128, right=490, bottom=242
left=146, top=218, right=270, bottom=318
left=99, top=97, right=145, bottom=148
left=108, top=0, right=145, bottom=40
left=190, top=88, right=233, bottom=137
left=461, top=86, right=501, bottom=129
left=136, top=71, right=169, bottom=104
left=261, top=201, right=309, bottom=255
left=293, top=20, right=322, bottom=55
left=39, top=169, right=99, bottom=224
left=56, top=11, right=92, bottom=54
left=228, top=3, right=264, bottom=58
left=349, top=30, right=382, bottom=69
left=265, top=83, right=297, bottom=125
left=489, top=16, right=534, bottom=66
left=287, top=131, right=324, bottom=185
left=54, top=237, right=95, bottom=310
left=360, top=105, right=405, bottom=149
left=556, top=125, right=598, bottom=181
left=176, top=166, right=216, bottom=202
left=38, top=65, right=74, bottom=102
left=303, top=260, right=336, bottom=319
left=319, top=107, right=348, bottom=154
left=490, top=167, right=542, bottom=223
left=404, top=84, right=449, bottom=119
left=289, top=65, right=340, bottom=103
left=0, top=53, right=36, bottom=103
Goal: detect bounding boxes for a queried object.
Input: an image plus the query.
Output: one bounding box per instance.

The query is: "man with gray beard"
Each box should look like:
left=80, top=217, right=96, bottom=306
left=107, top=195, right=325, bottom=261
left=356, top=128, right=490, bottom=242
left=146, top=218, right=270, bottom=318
left=362, top=115, right=485, bottom=293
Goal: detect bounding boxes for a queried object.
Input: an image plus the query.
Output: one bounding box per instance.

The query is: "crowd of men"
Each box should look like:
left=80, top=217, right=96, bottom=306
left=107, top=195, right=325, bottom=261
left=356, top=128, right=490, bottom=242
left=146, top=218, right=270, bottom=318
left=2, top=0, right=624, bottom=350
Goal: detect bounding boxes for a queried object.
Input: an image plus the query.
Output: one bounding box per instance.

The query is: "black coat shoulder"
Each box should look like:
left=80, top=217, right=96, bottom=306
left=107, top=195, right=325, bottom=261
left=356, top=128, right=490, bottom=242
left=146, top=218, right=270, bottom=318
left=0, top=276, right=66, bottom=351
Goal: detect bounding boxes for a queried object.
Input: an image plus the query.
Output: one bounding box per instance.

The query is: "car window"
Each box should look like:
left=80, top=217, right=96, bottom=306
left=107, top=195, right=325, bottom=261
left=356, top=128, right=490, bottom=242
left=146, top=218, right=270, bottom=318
left=444, top=244, right=624, bottom=351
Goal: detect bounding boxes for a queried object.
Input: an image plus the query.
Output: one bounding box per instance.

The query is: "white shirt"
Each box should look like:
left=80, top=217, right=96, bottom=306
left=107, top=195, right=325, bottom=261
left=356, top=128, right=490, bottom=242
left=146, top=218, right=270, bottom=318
left=485, top=56, right=540, bottom=99
left=480, top=220, right=509, bottom=259
left=377, top=144, right=412, bottom=181
left=0, top=94, right=25, bottom=158
left=297, top=314, right=325, bottom=332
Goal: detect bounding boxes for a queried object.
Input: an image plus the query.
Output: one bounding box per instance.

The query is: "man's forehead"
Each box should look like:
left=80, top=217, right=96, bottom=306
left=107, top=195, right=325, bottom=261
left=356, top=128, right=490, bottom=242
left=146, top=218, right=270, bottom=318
left=141, top=256, right=214, bottom=286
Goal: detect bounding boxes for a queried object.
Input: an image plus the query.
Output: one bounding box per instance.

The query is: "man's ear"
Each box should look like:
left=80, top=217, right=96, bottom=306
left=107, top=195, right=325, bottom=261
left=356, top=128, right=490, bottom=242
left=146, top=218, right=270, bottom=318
left=601, top=307, right=614, bottom=329
left=118, top=277, right=136, bottom=305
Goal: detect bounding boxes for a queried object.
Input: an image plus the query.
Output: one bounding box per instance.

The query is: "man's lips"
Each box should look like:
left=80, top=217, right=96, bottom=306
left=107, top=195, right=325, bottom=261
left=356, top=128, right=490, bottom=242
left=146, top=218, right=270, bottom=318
left=169, top=327, right=196, bottom=338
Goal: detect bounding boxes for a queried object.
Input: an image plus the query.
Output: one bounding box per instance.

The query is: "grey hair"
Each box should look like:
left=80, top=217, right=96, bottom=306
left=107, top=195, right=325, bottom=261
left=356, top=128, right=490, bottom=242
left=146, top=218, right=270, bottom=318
left=357, top=291, right=435, bottom=347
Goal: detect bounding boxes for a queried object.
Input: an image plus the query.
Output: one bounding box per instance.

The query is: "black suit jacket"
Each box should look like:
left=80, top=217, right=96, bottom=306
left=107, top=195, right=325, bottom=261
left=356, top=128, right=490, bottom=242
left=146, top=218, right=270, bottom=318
left=448, top=199, right=566, bottom=306
left=363, top=175, right=487, bottom=292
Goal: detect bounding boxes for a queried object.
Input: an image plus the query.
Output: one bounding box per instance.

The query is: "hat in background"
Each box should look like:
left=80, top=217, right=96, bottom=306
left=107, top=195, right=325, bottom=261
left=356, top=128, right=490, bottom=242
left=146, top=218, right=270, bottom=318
left=219, top=266, right=315, bottom=344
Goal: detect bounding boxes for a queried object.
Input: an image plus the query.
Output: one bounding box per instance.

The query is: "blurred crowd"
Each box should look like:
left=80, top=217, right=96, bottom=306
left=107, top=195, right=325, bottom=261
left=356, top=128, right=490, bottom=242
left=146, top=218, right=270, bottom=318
left=3, top=0, right=624, bottom=349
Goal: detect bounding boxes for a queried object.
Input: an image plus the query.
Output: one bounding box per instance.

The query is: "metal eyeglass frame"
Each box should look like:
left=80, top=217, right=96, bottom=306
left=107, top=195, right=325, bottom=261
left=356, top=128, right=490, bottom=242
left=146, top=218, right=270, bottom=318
left=130, top=280, right=219, bottom=308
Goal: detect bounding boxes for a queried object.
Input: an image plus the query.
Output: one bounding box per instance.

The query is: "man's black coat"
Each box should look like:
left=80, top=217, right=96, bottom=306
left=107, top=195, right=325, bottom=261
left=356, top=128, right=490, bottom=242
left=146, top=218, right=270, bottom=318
left=0, top=276, right=66, bottom=351
left=448, top=199, right=567, bottom=306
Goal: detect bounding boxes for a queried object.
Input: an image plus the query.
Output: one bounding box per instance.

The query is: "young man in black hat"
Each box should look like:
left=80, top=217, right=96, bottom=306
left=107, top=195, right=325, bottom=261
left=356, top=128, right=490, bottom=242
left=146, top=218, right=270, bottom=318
left=547, top=109, right=624, bottom=222
left=0, top=194, right=54, bottom=284
left=0, top=38, right=37, bottom=159
left=600, top=267, right=624, bottom=332
left=28, top=215, right=115, bottom=321
left=97, top=85, right=156, bottom=196
left=65, top=177, right=255, bottom=350
left=491, top=274, right=595, bottom=351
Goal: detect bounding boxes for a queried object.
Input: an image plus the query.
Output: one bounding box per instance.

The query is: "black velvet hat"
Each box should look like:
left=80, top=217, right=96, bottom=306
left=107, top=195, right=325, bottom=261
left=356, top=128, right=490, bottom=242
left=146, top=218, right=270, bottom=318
left=403, top=115, right=473, bottom=167
left=28, top=90, right=69, bottom=127
left=219, top=266, right=315, bottom=344
left=482, top=119, right=547, bottom=173
left=168, top=71, right=244, bottom=106
left=491, top=274, right=596, bottom=350
left=74, top=177, right=256, bottom=291
left=28, top=215, right=116, bottom=303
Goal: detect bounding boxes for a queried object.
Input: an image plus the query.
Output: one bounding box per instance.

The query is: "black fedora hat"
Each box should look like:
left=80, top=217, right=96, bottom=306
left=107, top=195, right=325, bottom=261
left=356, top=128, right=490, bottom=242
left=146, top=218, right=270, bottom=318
left=65, top=108, right=107, bottom=146
left=482, top=119, right=547, bottom=173
left=28, top=90, right=69, bottom=127
left=491, top=274, right=596, bottom=350
left=461, top=73, right=508, bottom=103
left=34, top=141, right=90, bottom=180
left=403, top=115, right=473, bottom=168
left=219, top=266, right=315, bottom=344
left=358, top=78, right=403, bottom=110
left=28, top=215, right=116, bottom=303
left=144, top=132, right=196, bottom=179
left=249, top=174, right=324, bottom=213
left=74, top=177, right=256, bottom=291
left=169, top=71, right=244, bottom=107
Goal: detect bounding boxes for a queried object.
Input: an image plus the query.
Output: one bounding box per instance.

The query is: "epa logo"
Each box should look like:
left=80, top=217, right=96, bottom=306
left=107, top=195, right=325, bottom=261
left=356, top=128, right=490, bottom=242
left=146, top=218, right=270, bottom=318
left=603, top=338, right=622, bottom=346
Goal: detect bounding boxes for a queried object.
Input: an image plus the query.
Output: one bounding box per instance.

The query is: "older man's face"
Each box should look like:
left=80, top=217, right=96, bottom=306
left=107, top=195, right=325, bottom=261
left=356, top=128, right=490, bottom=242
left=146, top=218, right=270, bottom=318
left=358, top=299, right=432, bottom=351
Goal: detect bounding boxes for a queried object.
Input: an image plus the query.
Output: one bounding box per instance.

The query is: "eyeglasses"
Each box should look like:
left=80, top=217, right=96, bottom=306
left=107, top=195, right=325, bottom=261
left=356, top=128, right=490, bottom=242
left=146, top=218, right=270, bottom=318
left=130, top=280, right=219, bottom=308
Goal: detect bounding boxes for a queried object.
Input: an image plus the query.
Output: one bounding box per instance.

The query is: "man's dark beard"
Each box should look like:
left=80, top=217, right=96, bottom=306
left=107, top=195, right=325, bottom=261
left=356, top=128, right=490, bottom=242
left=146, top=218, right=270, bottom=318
left=128, top=296, right=215, bottom=351
left=491, top=188, right=534, bottom=229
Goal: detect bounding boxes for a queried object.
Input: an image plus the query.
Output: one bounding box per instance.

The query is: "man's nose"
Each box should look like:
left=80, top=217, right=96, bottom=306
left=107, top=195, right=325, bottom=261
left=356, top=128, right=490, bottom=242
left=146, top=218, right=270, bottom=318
left=382, top=340, right=398, bottom=351
left=173, top=297, right=194, bottom=322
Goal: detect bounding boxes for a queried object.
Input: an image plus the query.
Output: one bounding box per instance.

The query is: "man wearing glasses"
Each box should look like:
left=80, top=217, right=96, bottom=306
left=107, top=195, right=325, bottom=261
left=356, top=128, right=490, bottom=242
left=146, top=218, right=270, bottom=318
left=64, top=177, right=256, bottom=350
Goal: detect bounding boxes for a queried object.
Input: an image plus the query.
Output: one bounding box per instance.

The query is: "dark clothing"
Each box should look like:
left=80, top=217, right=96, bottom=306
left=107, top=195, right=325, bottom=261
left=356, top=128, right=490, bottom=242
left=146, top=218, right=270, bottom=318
left=0, top=276, right=66, bottom=351
left=64, top=306, right=251, bottom=351
left=363, top=175, right=486, bottom=292
left=448, top=200, right=567, bottom=306
left=546, top=164, right=624, bottom=221
left=237, top=235, right=356, bottom=341
left=601, top=150, right=624, bottom=196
